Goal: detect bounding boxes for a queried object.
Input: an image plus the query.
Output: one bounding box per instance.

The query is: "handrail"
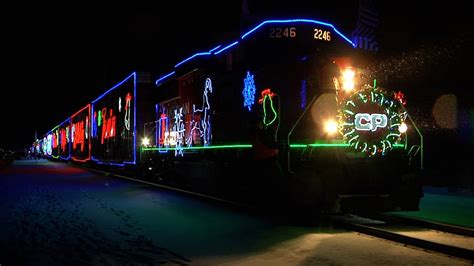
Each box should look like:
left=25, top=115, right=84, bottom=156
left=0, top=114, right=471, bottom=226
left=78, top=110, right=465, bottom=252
left=408, top=145, right=421, bottom=157
left=287, top=93, right=320, bottom=174
left=400, top=104, right=424, bottom=170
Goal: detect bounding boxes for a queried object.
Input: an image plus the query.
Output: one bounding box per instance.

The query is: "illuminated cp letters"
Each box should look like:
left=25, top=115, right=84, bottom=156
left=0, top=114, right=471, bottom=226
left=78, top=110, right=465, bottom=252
left=355, top=113, right=387, bottom=132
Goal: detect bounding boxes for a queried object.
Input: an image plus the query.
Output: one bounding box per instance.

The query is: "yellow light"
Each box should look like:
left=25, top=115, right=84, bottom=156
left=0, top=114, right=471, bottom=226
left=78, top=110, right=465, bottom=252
left=342, top=80, right=354, bottom=91
left=341, top=68, right=355, bottom=92
left=342, top=68, right=355, bottom=80
left=399, top=122, right=407, bottom=133
left=325, top=120, right=338, bottom=134
left=142, top=137, right=150, bottom=146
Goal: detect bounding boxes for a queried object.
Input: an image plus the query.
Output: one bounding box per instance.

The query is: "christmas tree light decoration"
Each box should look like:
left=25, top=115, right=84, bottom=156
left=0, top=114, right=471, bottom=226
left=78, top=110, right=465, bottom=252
left=338, top=84, right=406, bottom=155
left=258, top=88, right=277, bottom=126
left=243, top=71, right=256, bottom=111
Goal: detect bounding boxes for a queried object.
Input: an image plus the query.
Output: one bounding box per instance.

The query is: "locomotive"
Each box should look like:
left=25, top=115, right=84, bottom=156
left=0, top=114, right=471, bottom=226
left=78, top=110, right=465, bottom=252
left=33, top=18, right=424, bottom=212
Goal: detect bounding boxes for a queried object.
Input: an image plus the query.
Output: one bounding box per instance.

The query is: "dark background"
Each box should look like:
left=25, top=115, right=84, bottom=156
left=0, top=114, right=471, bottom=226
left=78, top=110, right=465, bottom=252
left=2, top=1, right=472, bottom=182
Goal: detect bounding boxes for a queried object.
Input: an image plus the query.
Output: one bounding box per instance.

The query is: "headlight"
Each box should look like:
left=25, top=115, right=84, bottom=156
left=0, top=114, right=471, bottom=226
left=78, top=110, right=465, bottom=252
left=399, top=122, right=407, bottom=133
left=341, top=68, right=355, bottom=92
left=325, top=120, right=338, bottom=135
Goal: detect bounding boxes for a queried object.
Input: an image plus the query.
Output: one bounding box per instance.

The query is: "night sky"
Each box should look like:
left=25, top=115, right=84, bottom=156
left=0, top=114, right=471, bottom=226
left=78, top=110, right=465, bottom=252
left=2, top=1, right=471, bottom=150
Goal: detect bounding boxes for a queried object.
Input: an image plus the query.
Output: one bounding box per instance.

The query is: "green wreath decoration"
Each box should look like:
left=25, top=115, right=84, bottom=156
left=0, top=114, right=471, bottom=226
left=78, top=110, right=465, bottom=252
left=338, top=84, right=406, bottom=156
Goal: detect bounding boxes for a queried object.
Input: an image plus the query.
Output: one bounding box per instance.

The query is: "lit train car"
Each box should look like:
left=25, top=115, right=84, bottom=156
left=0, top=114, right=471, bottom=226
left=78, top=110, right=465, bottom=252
left=90, top=73, right=137, bottom=166
left=139, top=18, right=424, bottom=212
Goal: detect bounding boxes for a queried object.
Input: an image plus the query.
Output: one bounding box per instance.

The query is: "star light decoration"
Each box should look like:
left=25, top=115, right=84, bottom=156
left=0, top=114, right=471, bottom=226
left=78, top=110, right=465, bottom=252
left=242, top=71, right=256, bottom=111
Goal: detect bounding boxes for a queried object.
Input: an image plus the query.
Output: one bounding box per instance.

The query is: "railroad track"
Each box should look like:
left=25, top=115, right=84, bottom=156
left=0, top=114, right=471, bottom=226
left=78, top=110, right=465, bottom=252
left=331, top=213, right=474, bottom=261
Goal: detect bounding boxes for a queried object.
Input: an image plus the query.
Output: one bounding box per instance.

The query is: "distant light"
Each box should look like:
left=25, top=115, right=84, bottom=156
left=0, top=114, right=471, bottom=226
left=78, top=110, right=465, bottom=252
left=148, top=167, right=153, bottom=171
left=399, top=122, right=408, bottom=133
left=142, top=137, right=150, bottom=147
left=325, top=120, right=338, bottom=134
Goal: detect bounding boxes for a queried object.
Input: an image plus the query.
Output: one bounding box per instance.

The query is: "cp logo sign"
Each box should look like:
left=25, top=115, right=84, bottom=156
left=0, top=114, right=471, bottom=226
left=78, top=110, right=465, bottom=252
left=355, top=113, right=388, bottom=132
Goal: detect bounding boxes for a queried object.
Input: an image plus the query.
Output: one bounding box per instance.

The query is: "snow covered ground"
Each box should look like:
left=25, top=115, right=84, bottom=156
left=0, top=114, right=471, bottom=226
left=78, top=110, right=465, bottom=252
left=0, top=160, right=470, bottom=265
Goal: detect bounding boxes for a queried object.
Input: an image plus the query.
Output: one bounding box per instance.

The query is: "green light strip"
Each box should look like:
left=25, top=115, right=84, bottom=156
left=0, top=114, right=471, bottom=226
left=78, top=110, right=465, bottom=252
left=308, top=143, right=349, bottom=147
left=143, top=144, right=253, bottom=151
left=142, top=142, right=404, bottom=152
left=291, top=142, right=404, bottom=149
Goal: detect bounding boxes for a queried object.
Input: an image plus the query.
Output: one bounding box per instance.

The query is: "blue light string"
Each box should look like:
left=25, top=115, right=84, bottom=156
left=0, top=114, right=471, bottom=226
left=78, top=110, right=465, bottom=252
left=155, top=18, right=354, bottom=85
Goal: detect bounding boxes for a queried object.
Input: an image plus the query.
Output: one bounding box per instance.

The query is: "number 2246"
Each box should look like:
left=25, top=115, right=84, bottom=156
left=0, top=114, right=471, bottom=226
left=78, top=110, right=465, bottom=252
left=314, top=29, right=331, bottom=41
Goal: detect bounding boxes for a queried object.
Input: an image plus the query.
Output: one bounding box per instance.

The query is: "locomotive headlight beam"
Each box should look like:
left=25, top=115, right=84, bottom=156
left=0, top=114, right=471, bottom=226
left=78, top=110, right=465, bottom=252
left=399, top=122, right=408, bottom=133
left=341, top=68, right=355, bottom=92
left=325, top=120, right=338, bottom=135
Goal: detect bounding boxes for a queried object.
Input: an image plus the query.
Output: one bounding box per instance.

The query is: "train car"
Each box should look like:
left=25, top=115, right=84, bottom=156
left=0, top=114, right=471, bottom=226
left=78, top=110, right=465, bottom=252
left=89, top=72, right=153, bottom=166
left=39, top=72, right=152, bottom=166
left=90, top=73, right=137, bottom=166
left=139, top=18, right=424, bottom=212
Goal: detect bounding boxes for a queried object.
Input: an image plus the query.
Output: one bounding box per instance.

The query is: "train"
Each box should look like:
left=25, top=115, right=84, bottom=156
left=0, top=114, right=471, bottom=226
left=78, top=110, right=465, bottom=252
left=32, top=18, right=424, bottom=213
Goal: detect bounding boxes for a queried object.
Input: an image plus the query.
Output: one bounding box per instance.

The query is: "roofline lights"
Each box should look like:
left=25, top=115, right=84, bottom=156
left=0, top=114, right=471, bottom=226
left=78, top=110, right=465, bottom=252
left=93, top=72, right=136, bottom=104
left=175, top=52, right=211, bottom=68
left=155, top=71, right=175, bottom=86
left=174, top=44, right=224, bottom=68
left=214, top=41, right=239, bottom=55
left=155, top=18, right=354, bottom=85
